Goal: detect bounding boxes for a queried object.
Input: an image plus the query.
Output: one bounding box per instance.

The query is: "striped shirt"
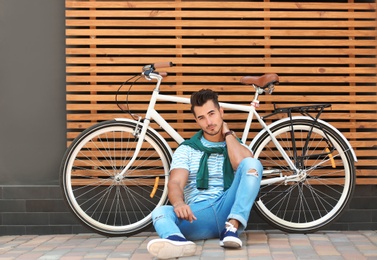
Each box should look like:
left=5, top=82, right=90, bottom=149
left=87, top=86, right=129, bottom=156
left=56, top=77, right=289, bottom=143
left=170, top=137, right=229, bottom=205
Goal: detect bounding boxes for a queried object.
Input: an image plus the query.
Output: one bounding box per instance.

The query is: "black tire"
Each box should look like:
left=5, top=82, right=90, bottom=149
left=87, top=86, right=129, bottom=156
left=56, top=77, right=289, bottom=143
left=60, top=120, right=171, bottom=236
left=251, top=118, right=355, bottom=233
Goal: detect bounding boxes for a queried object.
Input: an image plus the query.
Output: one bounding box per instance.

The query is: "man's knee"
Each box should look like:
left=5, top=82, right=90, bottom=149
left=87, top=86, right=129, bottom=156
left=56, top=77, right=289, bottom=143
left=151, top=207, right=163, bottom=223
left=247, top=168, right=259, bottom=177
left=152, top=205, right=174, bottom=223
left=241, top=157, right=263, bottom=180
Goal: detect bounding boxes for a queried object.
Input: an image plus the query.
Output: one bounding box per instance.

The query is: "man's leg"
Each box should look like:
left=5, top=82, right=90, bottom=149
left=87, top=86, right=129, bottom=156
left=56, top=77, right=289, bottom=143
left=151, top=199, right=218, bottom=239
left=215, top=157, right=263, bottom=247
left=178, top=200, right=219, bottom=241
left=151, top=205, right=183, bottom=238
left=227, top=157, right=263, bottom=229
left=148, top=200, right=219, bottom=258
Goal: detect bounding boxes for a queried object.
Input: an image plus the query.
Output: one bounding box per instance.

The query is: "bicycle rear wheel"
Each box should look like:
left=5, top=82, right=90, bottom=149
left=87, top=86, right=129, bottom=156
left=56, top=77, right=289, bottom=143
left=251, top=118, right=355, bottom=233
left=60, top=120, right=171, bottom=236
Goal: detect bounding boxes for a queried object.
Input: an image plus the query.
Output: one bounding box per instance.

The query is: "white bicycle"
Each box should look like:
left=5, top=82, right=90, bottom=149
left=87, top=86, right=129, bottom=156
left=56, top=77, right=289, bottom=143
left=60, top=62, right=357, bottom=236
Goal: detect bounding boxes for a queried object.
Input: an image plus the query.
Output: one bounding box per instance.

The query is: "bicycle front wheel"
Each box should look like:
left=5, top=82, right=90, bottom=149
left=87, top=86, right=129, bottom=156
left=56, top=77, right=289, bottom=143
left=251, top=118, right=355, bottom=233
left=60, top=120, right=171, bottom=236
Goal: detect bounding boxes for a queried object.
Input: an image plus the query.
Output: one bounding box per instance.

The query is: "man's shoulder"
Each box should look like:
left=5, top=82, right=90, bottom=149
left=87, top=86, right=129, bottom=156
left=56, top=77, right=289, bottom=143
left=175, top=144, right=202, bottom=154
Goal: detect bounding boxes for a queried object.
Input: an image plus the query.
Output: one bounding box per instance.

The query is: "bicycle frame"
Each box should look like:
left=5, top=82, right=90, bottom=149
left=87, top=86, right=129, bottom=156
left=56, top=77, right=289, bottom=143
left=116, top=73, right=301, bottom=186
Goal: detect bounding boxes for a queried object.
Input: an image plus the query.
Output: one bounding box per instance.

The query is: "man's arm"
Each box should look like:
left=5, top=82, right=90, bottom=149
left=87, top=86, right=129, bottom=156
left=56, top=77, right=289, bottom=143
left=168, top=168, right=197, bottom=223
left=222, top=122, right=253, bottom=170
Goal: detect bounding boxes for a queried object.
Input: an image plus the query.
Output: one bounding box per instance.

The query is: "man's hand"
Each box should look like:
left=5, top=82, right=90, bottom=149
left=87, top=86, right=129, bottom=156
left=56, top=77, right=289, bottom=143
left=222, top=121, right=230, bottom=136
left=221, top=120, right=253, bottom=169
left=173, top=202, right=197, bottom=223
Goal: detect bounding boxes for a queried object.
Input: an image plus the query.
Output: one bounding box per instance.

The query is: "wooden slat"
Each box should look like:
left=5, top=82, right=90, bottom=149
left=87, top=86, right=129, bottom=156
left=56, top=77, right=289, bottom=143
left=71, top=178, right=165, bottom=187
left=65, top=0, right=377, bottom=185
left=65, top=1, right=375, bottom=10
left=66, top=121, right=377, bottom=132
left=65, top=103, right=377, bottom=112
left=66, top=29, right=376, bottom=37
left=66, top=20, right=376, bottom=28
left=67, top=94, right=376, bottom=102
left=65, top=113, right=377, bottom=122
left=66, top=58, right=377, bottom=65
left=66, top=10, right=376, bottom=19
left=71, top=170, right=165, bottom=177
left=66, top=66, right=377, bottom=74
left=66, top=39, right=376, bottom=47
left=66, top=84, right=376, bottom=93
left=66, top=48, right=375, bottom=56
left=66, top=74, right=377, bottom=82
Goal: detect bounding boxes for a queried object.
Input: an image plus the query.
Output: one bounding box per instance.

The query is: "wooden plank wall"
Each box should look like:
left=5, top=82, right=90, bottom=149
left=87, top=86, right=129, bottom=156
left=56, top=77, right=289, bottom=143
left=65, top=0, right=377, bottom=184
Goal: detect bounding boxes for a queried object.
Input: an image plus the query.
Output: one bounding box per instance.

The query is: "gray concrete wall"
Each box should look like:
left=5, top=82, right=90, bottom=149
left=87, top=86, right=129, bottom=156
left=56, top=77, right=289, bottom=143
left=0, top=0, right=75, bottom=235
left=0, top=0, right=66, bottom=185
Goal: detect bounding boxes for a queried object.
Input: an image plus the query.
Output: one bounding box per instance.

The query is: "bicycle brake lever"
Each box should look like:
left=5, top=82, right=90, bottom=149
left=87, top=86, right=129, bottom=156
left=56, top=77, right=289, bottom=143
left=142, top=64, right=153, bottom=72
left=142, top=68, right=154, bottom=80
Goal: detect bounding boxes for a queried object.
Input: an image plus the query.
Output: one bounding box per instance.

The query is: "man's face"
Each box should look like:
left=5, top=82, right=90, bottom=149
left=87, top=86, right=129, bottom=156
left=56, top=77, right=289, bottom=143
left=193, top=100, right=224, bottom=137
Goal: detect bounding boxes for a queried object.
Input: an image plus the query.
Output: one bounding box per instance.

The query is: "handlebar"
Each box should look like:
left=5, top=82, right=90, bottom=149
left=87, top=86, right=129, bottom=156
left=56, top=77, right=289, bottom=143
left=152, top=62, right=174, bottom=69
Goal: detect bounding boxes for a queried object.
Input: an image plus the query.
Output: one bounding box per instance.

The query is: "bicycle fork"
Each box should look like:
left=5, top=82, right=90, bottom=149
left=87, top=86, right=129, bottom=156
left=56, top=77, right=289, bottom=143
left=113, top=117, right=150, bottom=181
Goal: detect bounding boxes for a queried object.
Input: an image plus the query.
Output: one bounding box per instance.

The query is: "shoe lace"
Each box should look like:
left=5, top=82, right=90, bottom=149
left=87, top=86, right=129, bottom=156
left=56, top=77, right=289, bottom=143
left=225, top=222, right=237, bottom=233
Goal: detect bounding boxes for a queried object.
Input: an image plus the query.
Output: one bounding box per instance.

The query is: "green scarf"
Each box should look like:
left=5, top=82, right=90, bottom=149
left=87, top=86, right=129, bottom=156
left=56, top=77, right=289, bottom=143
left=181, top=130, right=238, bottom=191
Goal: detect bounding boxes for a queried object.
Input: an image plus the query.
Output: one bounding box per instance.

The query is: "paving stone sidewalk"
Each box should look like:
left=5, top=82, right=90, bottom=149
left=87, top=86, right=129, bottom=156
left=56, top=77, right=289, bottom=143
left=0, top=230, right=376, bottom=260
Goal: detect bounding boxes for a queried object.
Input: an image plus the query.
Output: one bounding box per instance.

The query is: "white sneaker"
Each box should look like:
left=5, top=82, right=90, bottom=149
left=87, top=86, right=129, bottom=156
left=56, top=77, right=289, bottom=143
left=147, top=235, right=197, bottom=259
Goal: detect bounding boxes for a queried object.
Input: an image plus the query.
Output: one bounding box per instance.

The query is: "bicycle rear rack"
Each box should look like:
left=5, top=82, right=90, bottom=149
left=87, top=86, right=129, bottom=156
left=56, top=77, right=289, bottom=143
left=263, top=103, right=334, bottom=170
left=263, top=103, right=331, bottom=120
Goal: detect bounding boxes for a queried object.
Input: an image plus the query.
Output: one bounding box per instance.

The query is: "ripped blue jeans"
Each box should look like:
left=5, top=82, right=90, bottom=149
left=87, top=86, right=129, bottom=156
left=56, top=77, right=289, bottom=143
left=151, top=157, right=263, bottom=241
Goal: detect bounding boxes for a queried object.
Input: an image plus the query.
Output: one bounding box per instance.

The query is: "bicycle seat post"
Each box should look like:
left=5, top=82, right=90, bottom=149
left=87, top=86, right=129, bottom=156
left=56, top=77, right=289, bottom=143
left=251, top=85, right=263, bottom=108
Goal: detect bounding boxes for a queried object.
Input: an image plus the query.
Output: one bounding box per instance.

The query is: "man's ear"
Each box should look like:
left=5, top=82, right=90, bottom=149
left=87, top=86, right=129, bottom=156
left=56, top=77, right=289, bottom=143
left=220, top=106, right=224, bottom=117
left=193, top=112, right=198, bottom=123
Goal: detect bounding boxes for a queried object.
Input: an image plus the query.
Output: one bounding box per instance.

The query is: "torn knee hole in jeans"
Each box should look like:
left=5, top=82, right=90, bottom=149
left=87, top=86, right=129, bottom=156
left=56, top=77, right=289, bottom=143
left=246, top=168, right=259, bottom=177
left=154, top=215, right=163, bottom=221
